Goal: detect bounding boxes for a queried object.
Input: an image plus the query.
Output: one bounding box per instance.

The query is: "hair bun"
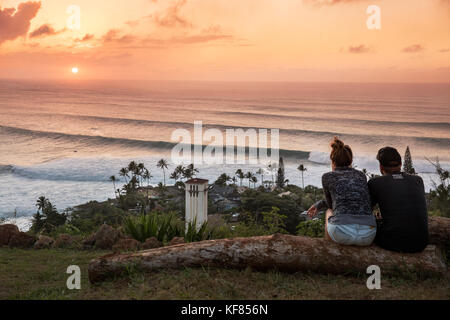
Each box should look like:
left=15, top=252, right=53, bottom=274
left=331, top=137, right=344, bottom=150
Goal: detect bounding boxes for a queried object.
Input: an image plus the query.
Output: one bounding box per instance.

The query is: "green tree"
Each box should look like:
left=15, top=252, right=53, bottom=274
left=403, top=146, right=416, bottom=174
left=261, top=207, right=287, bottom=234
left=32, top=197, right=66, bottom=233
left=240, top=189, right=300, bottom=234
left=32, top=196, right=47, bottom=233
left=276, top=157, right=286, bottom=188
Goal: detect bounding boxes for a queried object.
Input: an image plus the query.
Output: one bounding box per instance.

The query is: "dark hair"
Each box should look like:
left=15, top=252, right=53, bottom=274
left=330, top=137, right=353, bottom=167
left=376, top=147, right=402, bottom=167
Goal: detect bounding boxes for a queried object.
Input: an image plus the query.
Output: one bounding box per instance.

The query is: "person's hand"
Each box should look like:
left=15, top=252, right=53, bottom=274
left=307, top=205, right=318, bottom=217
left=375, top=210, right=382, bottom=220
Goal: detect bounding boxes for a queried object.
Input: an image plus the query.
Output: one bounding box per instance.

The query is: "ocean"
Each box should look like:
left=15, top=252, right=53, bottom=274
left=0, top=80, right=449, bottom=230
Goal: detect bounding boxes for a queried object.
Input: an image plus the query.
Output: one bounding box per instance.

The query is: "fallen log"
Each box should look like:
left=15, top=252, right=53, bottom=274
left=88, top=234, right=447, bottom=283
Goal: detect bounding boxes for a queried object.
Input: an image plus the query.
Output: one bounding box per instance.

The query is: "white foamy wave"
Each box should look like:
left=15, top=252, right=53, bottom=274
left=308, top=151, right=331, bottom=165
left=308, top=150, right=448, bottom=174
left=1, top=216, right=33, bottom=232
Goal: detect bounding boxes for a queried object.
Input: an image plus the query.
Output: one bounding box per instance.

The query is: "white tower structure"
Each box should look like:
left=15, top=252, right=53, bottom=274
left=185, top=178, right=209, bottom=231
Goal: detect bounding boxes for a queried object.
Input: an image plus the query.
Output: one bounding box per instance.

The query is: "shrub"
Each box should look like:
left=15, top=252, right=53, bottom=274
left=261, top=207, right=288, bottom=234
left=123, top=212, right=182, bottom=243
left=296, top=218, right=325, bottom=238
left=68, top=201, right=126, bottom=233
left=427, top=159, right=449, bottom=218
left=240, top=190, right=300, bottom=234
left=184, top=218, right=213, bottom=243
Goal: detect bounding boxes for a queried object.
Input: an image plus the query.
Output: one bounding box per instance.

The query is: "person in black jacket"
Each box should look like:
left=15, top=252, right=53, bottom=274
left=368, top=147, right=429, bottom=253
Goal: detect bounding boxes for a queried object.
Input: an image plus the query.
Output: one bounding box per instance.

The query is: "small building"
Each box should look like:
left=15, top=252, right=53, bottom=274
left=185, top=178, right=209, bottom=231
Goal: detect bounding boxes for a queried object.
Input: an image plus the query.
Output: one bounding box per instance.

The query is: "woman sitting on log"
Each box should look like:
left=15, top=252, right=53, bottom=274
left=307, top=137, right=377, bottom=246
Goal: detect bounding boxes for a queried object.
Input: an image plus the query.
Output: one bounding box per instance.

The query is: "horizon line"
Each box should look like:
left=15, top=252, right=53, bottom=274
left=0, top=78, right=449, bottom=85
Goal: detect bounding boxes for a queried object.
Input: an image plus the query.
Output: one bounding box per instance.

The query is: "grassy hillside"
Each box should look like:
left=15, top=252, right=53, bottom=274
left=0, top=248, right=448, bottom=300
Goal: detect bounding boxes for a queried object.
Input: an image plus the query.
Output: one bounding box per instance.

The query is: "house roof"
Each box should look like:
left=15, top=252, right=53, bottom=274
left=185, top=178, right=209, bottom=185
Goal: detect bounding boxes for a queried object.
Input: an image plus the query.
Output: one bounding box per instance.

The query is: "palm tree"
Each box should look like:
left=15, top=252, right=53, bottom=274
left=128, top=161, right=138, bottom=178
left=142, top=169, right=152, bottom=213
left=361, top=168, right=372, bottom=179
left=109, top=175, right=117, bottom=198
left=186, top=163, right=199, bottom=176
left=175, top=165, right=184, bottom=175
left=183, top=168, right=194, bottom=180
left=256, top=168, right=265, bottom=187
left=170, top=171, right=178, bottom=182
left=215, top=173, right=232, bottom=186
left=137, top=163, right=146, bottom=186
left=297, top=164, right=307, bottom=189
left=250, top=176, right=258, bottom=188
left=142, top=169, right=152, bottom=187
left=157, top=159, right=169, bottom=185
left=119, top=167, right=129, bottom=184
left=245, top=172, right=254, bottom=188
left=171, top=165, right=184, bottom=183
left=36, top=196, right=48, bottom=213
left=235, top=169, right=244, bottom=186
left=268, top=162, right=276, bottom=185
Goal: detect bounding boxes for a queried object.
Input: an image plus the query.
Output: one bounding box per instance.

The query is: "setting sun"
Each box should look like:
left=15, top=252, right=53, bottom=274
left=71, top=67, right=79, bottom=74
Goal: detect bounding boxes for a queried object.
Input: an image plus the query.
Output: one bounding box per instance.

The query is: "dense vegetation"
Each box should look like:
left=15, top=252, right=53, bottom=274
left=26, top=156, right=449, bottom=243
left=426, top=159, right=450, bottom=217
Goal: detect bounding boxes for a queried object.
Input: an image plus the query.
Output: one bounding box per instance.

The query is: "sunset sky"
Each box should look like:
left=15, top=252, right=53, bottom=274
left=0, top=0, right=449, bottom=82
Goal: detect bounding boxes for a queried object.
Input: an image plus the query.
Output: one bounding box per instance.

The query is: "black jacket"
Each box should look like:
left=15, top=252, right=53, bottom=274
left=368, top=172, right=429, bottom=253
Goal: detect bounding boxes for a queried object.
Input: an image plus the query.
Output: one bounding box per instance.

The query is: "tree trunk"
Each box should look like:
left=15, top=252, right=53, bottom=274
left=88, top=233, right=447, bottom=283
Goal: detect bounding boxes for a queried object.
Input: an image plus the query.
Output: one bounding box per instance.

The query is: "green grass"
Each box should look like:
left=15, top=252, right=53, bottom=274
left=0, top=248, right=448, bottom=300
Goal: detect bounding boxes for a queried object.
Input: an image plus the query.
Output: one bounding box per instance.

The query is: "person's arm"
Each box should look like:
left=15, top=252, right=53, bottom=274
left=368, top=179, right=382, bottom=219
left=367, top=179, right=378, bottom=209
left=323, top=178, right=332, bottom=210
left=307, top=174, right=331, bottom=217
left=313, top=199, right=328, bottom=210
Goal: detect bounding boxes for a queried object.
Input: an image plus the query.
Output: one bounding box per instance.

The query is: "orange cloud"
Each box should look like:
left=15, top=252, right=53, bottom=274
left=0, top=1, right=41, bottom=44
left=153, top=0, right=192, bottom=28
left=348, top=44, right=372, bottom=54
left=102, top=29, right=136, bottom=44
left=80, top=34, right=94, bottom=41
left=29, top=24, right=64, bottom=38
left=403, top=44, right=425, bottom=53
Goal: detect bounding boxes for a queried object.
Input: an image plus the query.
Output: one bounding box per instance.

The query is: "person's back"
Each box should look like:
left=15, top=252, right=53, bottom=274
left=369, top=147, right=429, bottom=253
left=322, top=168, right=374, bottom=226
left=308, top=137, right=376, bottom=247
